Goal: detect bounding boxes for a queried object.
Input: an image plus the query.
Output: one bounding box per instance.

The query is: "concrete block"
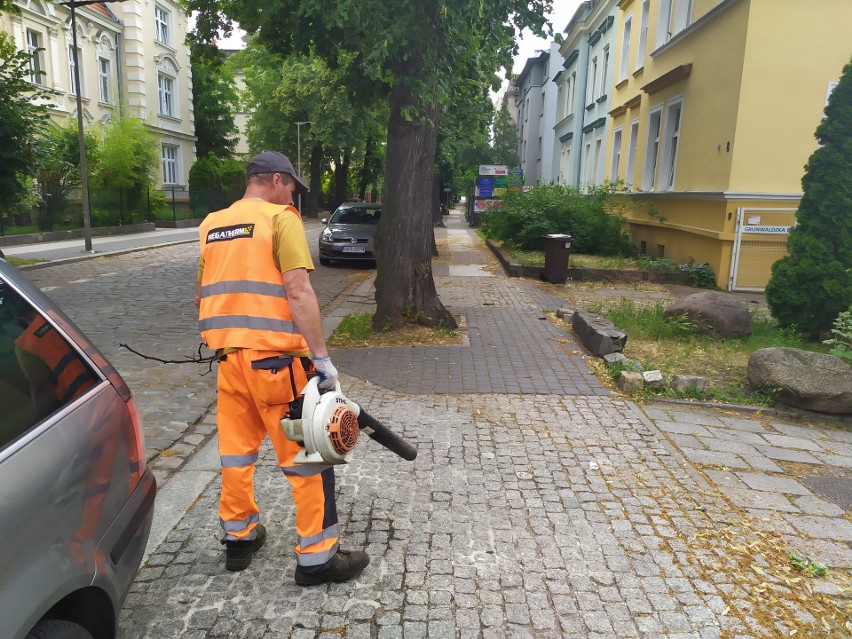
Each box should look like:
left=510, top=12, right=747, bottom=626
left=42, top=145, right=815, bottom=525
left=670, top=374, right=705, bottom=393
left=642, top=370, right=665, bottom=390
left=572, top=310, right=627, bottom=356
left=618, top=371, right=644, bottom=392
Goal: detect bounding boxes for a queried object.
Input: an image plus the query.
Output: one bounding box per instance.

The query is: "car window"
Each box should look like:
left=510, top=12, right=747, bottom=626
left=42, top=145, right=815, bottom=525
left=0, top=281, right=99, bottom=450
left=333, top=207, right=381, bottom=224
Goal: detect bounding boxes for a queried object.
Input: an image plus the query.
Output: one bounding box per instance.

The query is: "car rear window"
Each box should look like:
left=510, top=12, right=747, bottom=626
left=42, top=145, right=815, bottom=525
left=0, top=281, right=99, bottom=450
left=333, top=207, right=381, bottom=224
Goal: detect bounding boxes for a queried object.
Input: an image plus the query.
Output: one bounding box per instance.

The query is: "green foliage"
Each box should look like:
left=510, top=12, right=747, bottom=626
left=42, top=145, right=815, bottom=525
left=766, top=56, right=852, bottom=335
left=0, top=32, right=50, bottom=214
left=188, top=154, right=245, bottom=214
left=789, top=553, right=827, bottom=578
left=823, top=307, right=852, bottom=362
left=481, top=182, right=636, bottom=255
left=34, top=122, right=99, bottom=206
left=190, top=42, right=239, bottom=158
left=491, top=95, right=519, bottom=168
left=591, top=299, right=694, bottom=341
left=91, top=116, right=158, bottom=194
left=678, top=262, right=718, bottom=289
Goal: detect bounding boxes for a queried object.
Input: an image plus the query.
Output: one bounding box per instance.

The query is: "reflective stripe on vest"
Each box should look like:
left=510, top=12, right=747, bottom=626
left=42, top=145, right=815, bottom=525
left=198, top=202, right=308, bottom=352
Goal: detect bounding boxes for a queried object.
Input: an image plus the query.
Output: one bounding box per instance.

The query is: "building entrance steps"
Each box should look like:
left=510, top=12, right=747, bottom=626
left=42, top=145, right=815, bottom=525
left=332, top=210, right=607, bottom=396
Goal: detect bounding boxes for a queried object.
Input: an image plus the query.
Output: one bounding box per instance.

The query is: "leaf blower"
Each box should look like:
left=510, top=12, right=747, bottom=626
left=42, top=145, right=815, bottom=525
left=280, top=377, right=417, bottom=465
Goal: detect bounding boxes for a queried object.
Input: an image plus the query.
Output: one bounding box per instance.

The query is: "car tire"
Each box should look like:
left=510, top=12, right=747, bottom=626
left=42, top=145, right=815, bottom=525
left=319, top=257, right=331, bottom=266
left=25, top=620, right=94, bottom=639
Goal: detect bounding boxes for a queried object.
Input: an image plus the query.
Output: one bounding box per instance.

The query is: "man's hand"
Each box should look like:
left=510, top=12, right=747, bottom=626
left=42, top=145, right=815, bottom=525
left=313, top=357, right=338, bottom=392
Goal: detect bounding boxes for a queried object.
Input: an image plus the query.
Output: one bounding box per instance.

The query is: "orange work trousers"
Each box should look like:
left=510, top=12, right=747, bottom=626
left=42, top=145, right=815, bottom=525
left=216, top=348, right=339, bottom=570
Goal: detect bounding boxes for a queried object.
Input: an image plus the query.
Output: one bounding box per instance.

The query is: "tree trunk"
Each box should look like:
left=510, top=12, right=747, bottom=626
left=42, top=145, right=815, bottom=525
left=358, top=137, right=373, bottom=200
left=304, top=144, right=322, bottom=218
left=332, top=150, right=350, bottom=210
left=373, top=67, right=455, bottom=331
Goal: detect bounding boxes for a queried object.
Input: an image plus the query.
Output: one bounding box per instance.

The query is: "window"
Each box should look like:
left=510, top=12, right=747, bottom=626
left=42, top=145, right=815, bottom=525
left=26, top=29, right=43, bottom=85
left=158, top=73, right=175, bottom=116
left=0, top=281, right=99, bottom=449
left=582, top=141, right=592, bottom=184
left=601, top=46, right=610, bottom=97
left=611, top=128, right=623, bottom=179
left=626, top=119, right=639, bottom=186
left=593, top=137, right=602, bottom=184
left=566, top=72, right=576, bottom=116
left=656, top=0, right=674, bottom=48
left=636, top=0, right=649, bottom=69
left=560, top=142, right=571, bottom=184
left=98, top=57, right=111, bottom=103
left=643, top=107, right=663, bottom=190
left=661, top=99, right=683, bottom=190
left=672, top=0, right=693, bottom=35
left=68, top=45, right=83, bottom=96
left=162, top=145, right=179, bottom=184
left=619, top=16, right=632, bottom=82
left=154, top=5, right=172, bottom=45
left=588, top=57, right=598, bottom=102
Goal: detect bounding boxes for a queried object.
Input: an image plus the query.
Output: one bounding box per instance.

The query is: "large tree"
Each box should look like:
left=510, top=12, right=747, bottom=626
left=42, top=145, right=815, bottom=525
left=0, top=30, right=49, bottom=215
left=492, top=94, right=520, bottom=169
left=189, top=41, right=239, bottom=158
left=188, top=0, right=550, bottom=330
left=765, top=57, right=852, bottom=336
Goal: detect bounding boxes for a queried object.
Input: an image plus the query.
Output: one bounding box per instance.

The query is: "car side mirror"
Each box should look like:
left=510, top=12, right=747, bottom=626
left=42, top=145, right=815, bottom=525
left=321, top=218, right=328, bottom=224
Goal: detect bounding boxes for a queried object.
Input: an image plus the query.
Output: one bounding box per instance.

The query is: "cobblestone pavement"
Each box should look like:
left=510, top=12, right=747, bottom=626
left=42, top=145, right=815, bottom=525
left=17, top=212, right=851, bottom=638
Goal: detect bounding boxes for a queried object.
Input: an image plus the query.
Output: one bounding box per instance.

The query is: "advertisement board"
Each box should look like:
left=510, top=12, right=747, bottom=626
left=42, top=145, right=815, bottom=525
left=478, top=165, right=509, bottom=176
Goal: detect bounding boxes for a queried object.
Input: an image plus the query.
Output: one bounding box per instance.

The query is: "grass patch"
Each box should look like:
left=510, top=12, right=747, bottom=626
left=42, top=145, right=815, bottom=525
left=328, top=312, right=460, bottom=349
left=4, top=255, right=46, bottom=267
left=584, top=298, right=827, bottom=406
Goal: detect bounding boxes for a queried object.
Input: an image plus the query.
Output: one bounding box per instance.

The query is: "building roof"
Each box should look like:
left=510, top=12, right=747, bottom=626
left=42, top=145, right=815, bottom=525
left=83, top=3, right=119, bottom=22
left=514, top=49, right=550, bottom=88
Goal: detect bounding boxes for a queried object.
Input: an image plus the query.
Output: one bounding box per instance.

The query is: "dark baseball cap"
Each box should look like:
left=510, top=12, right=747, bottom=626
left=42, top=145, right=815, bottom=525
left=246, top=151, right=309, bottom=194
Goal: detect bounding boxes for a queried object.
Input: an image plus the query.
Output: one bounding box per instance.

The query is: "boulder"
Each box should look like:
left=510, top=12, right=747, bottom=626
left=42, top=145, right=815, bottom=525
left=642, top=370, right=665, bottom=390
left=663, top=291, right=752, bottom=338
left=572, top=310, right=627, bottom=356
left=556, top=306, right=577, bottom=321
left=747, top=348, right=852, bottom=414
left=618, top=371, right=644, bottom=392
left=671, top=374, right=706, bottom=394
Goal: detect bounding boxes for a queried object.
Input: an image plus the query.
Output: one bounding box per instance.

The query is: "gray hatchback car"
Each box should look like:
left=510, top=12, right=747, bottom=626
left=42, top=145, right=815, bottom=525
left=318, top=202, right=381, bottom=265
left=0, top=258, right=156, bottom=639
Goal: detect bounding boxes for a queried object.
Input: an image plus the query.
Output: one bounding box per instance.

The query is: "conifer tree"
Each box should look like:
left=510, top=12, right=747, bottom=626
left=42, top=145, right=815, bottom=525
left=765, top=57, right=852, bottom=336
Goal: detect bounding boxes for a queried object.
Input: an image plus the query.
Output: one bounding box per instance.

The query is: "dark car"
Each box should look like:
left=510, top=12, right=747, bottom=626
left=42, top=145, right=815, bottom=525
left=318, top=203, right=381, bottom=265
left=0, top=258, right=156, bottom=639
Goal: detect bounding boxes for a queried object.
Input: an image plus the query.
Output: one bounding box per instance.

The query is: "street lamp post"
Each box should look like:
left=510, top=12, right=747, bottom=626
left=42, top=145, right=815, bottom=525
left=295, top=121, right=311, bottom=213
left=61, top=0, right=126, bottom=253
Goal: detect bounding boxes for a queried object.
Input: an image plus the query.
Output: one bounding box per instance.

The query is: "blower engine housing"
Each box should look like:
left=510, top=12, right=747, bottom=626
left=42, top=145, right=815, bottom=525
left=281, top=377, right=362, bottom=464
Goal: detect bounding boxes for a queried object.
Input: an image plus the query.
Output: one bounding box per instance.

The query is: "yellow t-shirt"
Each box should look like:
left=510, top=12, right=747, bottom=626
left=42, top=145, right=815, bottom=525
left=197, top=198, right=314, bottom=282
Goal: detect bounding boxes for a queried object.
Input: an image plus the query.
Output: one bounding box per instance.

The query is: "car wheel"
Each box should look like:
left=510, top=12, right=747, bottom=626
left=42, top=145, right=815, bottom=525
left=25, top=620, right=94, bottom=639
left=319, top=257, right=331, bottom=266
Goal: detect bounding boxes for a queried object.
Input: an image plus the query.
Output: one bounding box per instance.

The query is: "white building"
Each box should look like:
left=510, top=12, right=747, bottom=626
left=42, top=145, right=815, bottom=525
left=513, top=42, right=564, bottom=186
left=0, top=0, right=196, bottom=190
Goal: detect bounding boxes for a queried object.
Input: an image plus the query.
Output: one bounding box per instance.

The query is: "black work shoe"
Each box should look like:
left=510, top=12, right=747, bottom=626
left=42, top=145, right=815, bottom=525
left=294, top=549, right=369, bottom=586
left=222, top=524, right=266, bottom=571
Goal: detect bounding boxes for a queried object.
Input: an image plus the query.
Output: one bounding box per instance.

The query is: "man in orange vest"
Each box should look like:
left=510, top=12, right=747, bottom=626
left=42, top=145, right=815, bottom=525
left=196, top=151, right=368, bottom=583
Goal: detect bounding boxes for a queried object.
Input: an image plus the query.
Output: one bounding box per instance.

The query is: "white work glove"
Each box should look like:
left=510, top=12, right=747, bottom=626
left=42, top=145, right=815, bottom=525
left=313, top=357, right=338, bottom=392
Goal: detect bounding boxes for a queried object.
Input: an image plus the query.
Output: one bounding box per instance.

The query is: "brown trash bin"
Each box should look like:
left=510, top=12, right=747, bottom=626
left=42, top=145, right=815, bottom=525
left=541, top=234, right=573, bottom=284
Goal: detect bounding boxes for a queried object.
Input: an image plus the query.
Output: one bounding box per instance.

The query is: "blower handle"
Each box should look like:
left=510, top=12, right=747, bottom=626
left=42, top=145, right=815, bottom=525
left=356, top=408, right=417, bottom=461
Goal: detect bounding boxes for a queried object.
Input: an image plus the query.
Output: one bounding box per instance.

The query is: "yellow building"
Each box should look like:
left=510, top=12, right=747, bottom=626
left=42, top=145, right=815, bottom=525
left=606, top=0, right=852, bottom=290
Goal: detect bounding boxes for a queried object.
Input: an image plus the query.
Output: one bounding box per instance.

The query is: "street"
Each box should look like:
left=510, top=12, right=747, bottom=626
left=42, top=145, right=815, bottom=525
left=13, top=215, right=852, bottom=639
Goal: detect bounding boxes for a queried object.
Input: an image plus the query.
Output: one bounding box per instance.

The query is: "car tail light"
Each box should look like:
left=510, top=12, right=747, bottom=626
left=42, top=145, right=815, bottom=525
left=126, top=396, right=147, bottom=482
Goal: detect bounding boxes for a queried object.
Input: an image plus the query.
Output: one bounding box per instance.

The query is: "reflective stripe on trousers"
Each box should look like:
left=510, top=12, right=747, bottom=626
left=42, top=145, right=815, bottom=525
left=216, top=348, right=340, bottom=566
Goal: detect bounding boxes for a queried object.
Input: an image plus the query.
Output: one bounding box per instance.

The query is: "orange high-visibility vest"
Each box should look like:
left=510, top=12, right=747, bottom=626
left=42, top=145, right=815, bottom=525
left=15, top=316, right=95, bottom=404
left=198, top=201, right=309, bottom=352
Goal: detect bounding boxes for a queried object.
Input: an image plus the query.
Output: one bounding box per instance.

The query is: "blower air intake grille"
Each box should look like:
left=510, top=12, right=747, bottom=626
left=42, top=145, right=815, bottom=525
left=328, top=406, right=360, bottom=454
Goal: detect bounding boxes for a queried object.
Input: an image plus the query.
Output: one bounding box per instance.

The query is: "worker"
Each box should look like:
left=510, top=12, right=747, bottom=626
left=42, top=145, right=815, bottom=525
left=196, top=151, right=368, bottom=583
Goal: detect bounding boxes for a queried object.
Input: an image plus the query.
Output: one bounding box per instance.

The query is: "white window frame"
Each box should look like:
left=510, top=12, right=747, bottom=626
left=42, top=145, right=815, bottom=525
left=567, top=71, right=576, bottom=116
left=593, top=136, right=603, bottom=184
left=155, top=5, right=172, bottom=46
left=619, top=15, right=632, bottom=83
left=636, top=0, right=650, bottom=69
left=601, top=46, right=610, bottom=97
left=626, top=119, right=639, bottom=186
left=98, top=57, right=111, bottom=103
left=643, top=106, right=663, bottom=190
left=561, top=142, right=572, bottom=185
left=582, top=141, right=592, bottom=184
left=158, top=73, right=176, bottom=117
left=162, top=144, right=179, bottom=185
left=610, top=127, right=623, bottom=180
left=660, top=98, right=683, bottom=191
left=588, top=56, right=598, bottom=102
left=68, top=44, right=82, bottom=96
left=26, top=29, right=44, bottom=85
left=672, top=0, right=693, bottom=35
left=656, top=0, right=674, bottom=48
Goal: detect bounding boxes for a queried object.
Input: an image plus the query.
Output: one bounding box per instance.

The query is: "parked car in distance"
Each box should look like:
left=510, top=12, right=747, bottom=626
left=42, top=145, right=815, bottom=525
left=318, top=202, right=381, bottom=266
left=0, top=257, right=156, bottom=639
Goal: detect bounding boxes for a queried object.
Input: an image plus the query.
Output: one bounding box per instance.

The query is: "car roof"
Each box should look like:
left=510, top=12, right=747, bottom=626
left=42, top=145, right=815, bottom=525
left=338, top=202, right=381, bottom=209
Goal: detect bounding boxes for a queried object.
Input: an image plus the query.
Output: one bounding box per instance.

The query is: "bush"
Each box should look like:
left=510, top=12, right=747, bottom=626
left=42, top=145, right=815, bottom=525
left=189, top=154, right=245, bottom=215
left=823, top=307, right=852, bottom=362
left=765, top=56, right=852, bottom=335
left=480, top=182, right=636, bottom=255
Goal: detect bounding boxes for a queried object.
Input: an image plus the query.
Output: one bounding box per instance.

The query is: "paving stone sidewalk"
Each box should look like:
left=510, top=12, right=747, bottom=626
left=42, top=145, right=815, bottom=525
left=120, top=211, right=850, bottom=638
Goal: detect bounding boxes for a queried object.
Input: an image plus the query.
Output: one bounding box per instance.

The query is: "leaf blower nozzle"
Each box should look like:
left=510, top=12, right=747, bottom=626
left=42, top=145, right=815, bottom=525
left=281, top=377, right=417, bottom=465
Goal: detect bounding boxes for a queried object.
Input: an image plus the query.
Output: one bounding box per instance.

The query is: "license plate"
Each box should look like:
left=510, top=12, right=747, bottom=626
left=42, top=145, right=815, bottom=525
left=342, top=246, right=366, bottom=253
